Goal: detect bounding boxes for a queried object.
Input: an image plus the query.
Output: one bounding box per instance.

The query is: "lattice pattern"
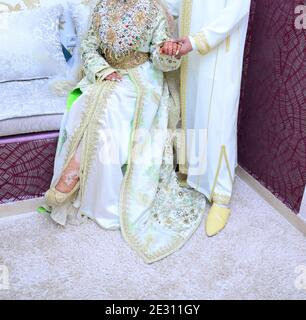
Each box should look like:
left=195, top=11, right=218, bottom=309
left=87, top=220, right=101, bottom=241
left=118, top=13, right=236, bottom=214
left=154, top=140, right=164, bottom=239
left=238, top=0, right=306, bottom=214
left=0, top=132, right=58, bottom=203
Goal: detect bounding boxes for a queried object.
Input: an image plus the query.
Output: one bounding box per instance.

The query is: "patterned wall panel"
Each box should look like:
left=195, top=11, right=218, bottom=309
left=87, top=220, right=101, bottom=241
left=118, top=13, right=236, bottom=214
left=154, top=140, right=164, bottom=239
left=0, top=132, right=58, bottom=204
left=238, top=0, right=306, bottom=214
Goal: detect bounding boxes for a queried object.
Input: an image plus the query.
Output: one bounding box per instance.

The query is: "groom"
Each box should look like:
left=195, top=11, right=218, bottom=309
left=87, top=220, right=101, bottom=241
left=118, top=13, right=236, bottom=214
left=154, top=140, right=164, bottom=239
left=161, top=0, right=251, bottom=236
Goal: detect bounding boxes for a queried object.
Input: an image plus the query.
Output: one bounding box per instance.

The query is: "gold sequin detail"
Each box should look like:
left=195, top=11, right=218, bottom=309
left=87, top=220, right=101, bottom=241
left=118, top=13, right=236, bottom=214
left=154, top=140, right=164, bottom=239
left=134, top=11, right=146, bottom=26
left=106, top=29, right=117, bottom=44
left=99, top=48, right=150, bottom=69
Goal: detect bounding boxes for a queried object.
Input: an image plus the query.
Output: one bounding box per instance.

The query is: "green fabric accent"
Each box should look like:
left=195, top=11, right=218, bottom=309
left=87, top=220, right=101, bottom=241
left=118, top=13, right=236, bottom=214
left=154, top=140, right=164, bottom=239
left=37, top=206, right=50, bottom=214
left=67, top=88, right=82, bottom=111
left=61, top=44, right=73, bottom=62
left=121, top=164, right=128, bottom=176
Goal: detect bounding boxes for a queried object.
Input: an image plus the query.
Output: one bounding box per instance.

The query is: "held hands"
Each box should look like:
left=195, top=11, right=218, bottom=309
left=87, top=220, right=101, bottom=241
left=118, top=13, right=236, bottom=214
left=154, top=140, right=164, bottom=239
left=160, top=40, right=182, bottom=57
left=160, top=37, right=193, bottom=58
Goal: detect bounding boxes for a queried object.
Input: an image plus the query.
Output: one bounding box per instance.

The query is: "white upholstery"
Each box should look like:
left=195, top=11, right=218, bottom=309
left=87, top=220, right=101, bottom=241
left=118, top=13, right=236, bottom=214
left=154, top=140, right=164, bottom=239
left=0, top=114, right=63, bottom=137
left=0, top=79, right=66, bottom=136
left=0, top=0, right=95, bottom=137
left=0, top=5, right=68, bottom=83
left=0, top=0, right=78, bottom=48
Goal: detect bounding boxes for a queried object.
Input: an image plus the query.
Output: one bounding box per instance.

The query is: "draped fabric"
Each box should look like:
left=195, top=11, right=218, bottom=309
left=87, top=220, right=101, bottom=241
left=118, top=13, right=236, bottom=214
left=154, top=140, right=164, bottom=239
left=45, top=0, right=206, bottom=263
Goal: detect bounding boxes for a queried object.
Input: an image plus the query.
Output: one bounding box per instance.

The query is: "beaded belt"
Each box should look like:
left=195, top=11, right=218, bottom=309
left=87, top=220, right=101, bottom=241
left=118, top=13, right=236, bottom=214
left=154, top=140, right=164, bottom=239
left=99, top=48, right=150, bottom=70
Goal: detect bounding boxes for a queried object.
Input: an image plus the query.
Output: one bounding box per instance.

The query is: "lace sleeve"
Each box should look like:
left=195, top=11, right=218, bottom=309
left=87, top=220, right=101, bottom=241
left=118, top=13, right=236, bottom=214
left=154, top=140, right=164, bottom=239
left=80, top=9, right=116, bottom=82
left=150, top=15, right=181, bottom=72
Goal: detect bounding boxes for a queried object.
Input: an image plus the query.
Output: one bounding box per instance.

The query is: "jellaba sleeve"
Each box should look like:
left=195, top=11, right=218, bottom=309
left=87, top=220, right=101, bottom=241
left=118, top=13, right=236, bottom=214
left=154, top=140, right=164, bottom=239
left=80, top=11, right=117, bottom=83
left=190, top=0, right=251, bottom=55
left=164, top=0, right=181, bottom=18
left=150, top=15, right=181, bottom=72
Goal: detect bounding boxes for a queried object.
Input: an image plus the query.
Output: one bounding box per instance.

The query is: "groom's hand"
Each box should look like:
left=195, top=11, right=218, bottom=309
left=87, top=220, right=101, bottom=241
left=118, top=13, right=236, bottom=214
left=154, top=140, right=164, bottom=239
left=160, top=37, right=193, bottom=58
left=175, top=37, right=193, bottom=57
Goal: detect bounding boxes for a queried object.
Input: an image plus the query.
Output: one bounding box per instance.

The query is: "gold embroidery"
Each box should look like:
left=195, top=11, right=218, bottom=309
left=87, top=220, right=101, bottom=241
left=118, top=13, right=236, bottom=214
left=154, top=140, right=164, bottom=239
left=223, top=144, right=234, bottom=184
left=134, top=11, right=146, bottom=26
left=119, top=70, right=186, bottom=264
left=22, top=0, right=39, bottom=9
left=93, top=12, right=101, bottom=30
left=53, top=82, right=117, bottom=195
left=212, top=193, right=231, bottom=206
left=226, top=35, right=231, bottom=52
left=0, top=0, right=39, bottom=12
left=99, top=48, right=150, bottom=69
left=81, top=82, right=117, bottom=193
left=93, top=0, right=159, bottom=57
left=109, top=12, right=121, bottom=24
left=106, top=29, right=117, bottom=45
left=192, top=32, right=211, bottom=55
left=209, top=145, right=234, bottom=202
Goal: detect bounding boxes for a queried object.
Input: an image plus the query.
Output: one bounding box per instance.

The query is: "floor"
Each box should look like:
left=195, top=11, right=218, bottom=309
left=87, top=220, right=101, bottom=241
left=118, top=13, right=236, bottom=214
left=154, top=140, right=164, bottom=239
left=0, top=177, right=306, bottom=300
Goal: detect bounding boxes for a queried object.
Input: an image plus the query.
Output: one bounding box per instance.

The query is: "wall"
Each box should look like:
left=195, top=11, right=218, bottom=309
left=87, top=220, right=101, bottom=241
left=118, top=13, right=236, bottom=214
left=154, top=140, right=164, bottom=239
left=238, top=0, right=306, bottom=214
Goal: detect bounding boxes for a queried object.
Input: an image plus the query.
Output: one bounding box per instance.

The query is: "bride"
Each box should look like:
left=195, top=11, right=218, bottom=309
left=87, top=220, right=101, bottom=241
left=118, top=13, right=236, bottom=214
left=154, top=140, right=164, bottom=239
left=44, top=0, right=206, bottom=263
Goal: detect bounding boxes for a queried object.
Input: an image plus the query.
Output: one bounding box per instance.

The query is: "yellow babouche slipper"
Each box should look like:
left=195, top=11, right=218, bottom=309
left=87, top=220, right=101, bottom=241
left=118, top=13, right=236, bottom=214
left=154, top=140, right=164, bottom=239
left=205, top=203, right=231, bottom=237
left=44, top=181, right=80, bottom=207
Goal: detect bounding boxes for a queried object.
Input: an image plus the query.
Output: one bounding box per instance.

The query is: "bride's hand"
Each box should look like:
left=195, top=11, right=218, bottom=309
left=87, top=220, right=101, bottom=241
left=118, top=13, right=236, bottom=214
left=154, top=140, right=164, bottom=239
left=105, top=72, right=122, bottom=82
left=160, top=40, right=182, bottom=57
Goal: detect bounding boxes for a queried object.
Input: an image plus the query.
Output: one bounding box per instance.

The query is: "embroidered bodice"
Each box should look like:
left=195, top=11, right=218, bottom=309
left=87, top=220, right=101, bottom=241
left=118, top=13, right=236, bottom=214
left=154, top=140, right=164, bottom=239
left=93, top=0, right=160, bottom=57
left=79, top=0, right=181, bottom=88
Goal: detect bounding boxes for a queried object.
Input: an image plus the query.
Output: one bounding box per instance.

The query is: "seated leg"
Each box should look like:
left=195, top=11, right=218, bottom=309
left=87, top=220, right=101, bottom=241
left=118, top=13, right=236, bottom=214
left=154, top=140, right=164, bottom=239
left=55, top=155, right=80, bottom=193
left=45, top=143, right=82, bottom=206
left=56, top=141, right=82, bottom=193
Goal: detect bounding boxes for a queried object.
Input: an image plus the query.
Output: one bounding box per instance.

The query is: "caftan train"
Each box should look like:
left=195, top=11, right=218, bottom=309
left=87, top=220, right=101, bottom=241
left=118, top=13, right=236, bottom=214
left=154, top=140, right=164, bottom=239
left=45, top=0, right=206, bottom=263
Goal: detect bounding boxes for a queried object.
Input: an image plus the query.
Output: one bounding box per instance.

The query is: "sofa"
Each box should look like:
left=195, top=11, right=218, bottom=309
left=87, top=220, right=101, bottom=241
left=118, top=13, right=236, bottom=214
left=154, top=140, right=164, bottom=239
left=0, top=0, right=94, bottom=204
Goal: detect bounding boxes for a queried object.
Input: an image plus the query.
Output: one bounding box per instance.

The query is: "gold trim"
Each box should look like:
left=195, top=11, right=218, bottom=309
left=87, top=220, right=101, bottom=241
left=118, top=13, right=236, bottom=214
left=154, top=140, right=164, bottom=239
left=223, top=145, right=234, bottom=184
left=209, top=147, right=224, bottom=202
left=0, top=0, right=40, bottom=12
left=99, top=48, right=150, bottom=69
left=179, top=0, right=193, bottom=174
left=81, top=82, right=117, bottom=194
left=209, top=145, right=234, bottom=202
left=119, top=69, right=202, bottom=264
left=226, top=35, right=231, bottom=52
left=52, top=82, right=117, bottom=196
left=119, top=69, right=148, bottom=260
left=192, top=32, right=211, bottom=55
left=212, top=193, right=231, bottom=206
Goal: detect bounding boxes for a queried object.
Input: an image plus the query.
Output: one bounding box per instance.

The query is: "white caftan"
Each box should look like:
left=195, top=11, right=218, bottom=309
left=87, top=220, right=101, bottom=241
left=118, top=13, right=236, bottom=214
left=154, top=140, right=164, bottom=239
left=46, top=0, right=206, bottom=264
left=166, top=0, right=251, bottom=205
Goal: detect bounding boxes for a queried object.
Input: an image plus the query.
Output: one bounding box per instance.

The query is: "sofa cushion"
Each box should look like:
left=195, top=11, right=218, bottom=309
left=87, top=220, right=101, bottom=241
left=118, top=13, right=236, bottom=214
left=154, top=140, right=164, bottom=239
left=0, top=79, right=66, bottom=136
left=0, top=115, right=63, bottom=137
left=0, top=5, right=69, bottom=82
left=0, top=0, right=77, bottom=50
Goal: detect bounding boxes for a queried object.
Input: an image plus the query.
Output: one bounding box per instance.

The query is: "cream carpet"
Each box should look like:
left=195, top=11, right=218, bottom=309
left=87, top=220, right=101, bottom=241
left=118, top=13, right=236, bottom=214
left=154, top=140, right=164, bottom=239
left=0, top=177, right=306, bottom=300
